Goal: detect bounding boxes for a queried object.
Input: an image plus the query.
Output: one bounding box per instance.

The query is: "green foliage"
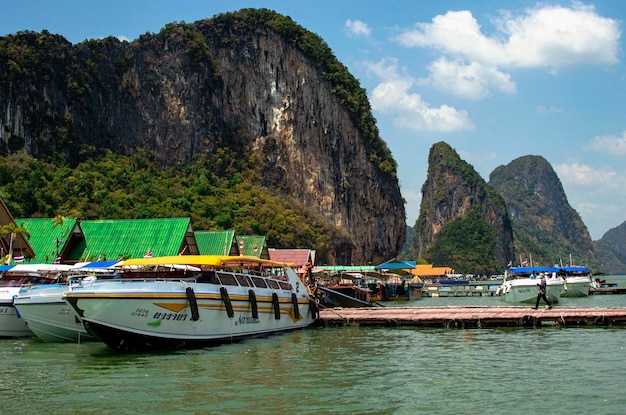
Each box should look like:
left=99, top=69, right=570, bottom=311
left=7, top=135, right=25, bottom=153
left=425, top=208, right=502, bottom=275
left=0, top=151, right=340, bottom=262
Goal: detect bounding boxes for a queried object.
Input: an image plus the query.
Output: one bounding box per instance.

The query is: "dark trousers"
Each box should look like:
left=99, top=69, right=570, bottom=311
left=534, top=292, right=551, bottom=308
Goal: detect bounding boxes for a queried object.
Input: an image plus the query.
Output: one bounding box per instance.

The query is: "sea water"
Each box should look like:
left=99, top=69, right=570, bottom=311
left=1, top=278, right=625, bottom=415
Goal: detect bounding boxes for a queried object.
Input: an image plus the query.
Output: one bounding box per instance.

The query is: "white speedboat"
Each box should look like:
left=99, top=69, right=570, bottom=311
left=14, top=263, right=204, bottom=343
left=0, top=265, right=73, bottom=337
left=561, top=266, right=592, bottom=297
left=13, top=276, right=99, bottom=342
left=64, top=255, right=318, bottom=352
left=0, top=277, right=32, bottom=337
left=496, top=267, right=565, bottom=304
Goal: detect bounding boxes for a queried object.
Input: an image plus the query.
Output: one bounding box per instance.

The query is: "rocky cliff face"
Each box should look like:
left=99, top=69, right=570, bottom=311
left=412, top=142, right=514, bottom=273
left=489, top=155, right=595, bottom=266
left=0, top=9, right=405, bottom=264
left=593, top=223, right=626, bottom=274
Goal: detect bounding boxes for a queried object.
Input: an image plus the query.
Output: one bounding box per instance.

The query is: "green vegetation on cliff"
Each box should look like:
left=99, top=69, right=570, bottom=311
left=425, top=208, right=503, bottom=275
left=0, top=151, right=345, bottom=262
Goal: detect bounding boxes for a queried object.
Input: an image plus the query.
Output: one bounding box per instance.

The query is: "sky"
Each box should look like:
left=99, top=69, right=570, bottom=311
left=2, top=0, right=626, bottom=240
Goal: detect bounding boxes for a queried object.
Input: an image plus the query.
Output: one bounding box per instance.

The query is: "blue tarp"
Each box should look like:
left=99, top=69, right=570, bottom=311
left=80, top=261, right=121, bottom=268
left=511, top=266, right=560, bottom=273
left=512, top=266, right=588, bottom=273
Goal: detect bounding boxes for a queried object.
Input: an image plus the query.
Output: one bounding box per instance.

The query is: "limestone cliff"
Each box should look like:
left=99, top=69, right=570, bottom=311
left=412, top=142, right=514, bottom=274
left=489, top=155, right=595, bottom=266
left=0, top=9, right=405, bottom=264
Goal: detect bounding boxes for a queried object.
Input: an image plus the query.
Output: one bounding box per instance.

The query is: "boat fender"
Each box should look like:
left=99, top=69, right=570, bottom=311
left=446, top=318, right=464, bottom=329
left=384, top=318, right=400, bottom=327
left=220, top=287, right=234, bottom=318
left=518, top=315, right=537, bottom=328
left=272, top=293, right=281, bottom=320
left=495, top=287, right=502, bottom=296
left=291, top=293, right=300, bottom=319
left=248, top=289, right=259, bottom=319
left=593, top=315, right=611, bottom=326
left=185, top=286, right=200, bottom=321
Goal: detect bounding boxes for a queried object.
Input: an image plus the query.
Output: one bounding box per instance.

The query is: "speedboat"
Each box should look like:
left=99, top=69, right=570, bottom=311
left=13, top=275, right=100, bottom=342
left=496, top=267, right=565, bottom=304
left=0, top=265, right=72, bottom=337
left=63, top=255, right=318, bottom=352
left=560, top=266, right=592, bottom=297
left=14, top=264, right=205, bottom=343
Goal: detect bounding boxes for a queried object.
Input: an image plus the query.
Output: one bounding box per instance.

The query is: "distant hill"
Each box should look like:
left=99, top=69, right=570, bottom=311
left=594, top=222, right=626, bottom=274
left=489, top=155, right=596, bottom=268
left=412, top=142, right=514, bottom=275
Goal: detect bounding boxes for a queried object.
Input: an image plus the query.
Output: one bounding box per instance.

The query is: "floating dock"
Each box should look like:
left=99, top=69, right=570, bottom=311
left=318, top=306, right=626, bottom=328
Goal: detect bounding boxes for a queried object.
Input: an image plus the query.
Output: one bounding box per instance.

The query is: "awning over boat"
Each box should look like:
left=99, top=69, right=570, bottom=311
left=76, top=261, right=123, bottom=269
left=1, top=264, right=75, bottom=272
left=511, top=267, right=560, bottom=273
left=118, top=255, right=294, bottom=268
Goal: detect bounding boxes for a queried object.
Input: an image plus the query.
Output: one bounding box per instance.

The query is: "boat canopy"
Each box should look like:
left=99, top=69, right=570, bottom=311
left=511, top=266, right=560, bottom=274
left=512, top=266, right=589, bottom=274
left=118, top=255, right=294, bottom=268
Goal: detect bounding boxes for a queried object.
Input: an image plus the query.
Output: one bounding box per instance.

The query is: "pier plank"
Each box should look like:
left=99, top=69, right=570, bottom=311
left=318, top=306, right=626, bottom=328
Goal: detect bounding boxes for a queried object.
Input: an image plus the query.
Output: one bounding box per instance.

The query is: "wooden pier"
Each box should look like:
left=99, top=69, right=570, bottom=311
left=317, top=306, right=626, bottom=328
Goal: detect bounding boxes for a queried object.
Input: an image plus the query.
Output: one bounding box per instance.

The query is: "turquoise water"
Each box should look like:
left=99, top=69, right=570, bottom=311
left=1, top=277, right=626, bottom=414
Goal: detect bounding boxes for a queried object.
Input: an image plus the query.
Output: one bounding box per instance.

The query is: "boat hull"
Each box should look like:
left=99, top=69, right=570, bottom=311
left=0, top=303, right=32, bottom=337
left=0, top=286, right=33, bottom=338
left=561, top=276, right=591, bottom=297
left=497, top=279, right=564, bottom=304
left=14, top=286, right=97, bottom=342
left=65, top=278, right=316, bottom=352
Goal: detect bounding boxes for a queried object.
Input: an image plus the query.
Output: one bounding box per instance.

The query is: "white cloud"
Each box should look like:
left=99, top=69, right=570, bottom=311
left=536, top=105, right=567, bottom=116
left=425, top=57, right=516, bottom=100
left=584, top=131, right=626, bottom=156
left=554, top=162, right=617, bottom=187
left=395, top=3, right=620, bottom=98
left=366, top=58, right=474, bottom=132
left=345, top=19, right=371, bottom=37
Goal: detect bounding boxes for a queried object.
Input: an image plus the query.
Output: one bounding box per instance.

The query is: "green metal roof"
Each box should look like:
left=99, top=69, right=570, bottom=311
left=195, top=230, right=238, bottom=256
left=16, top=218, right=78, bottom=263
left=236, top=235, right=268, bottom=258
left=67, top=218, right=192, bottom=261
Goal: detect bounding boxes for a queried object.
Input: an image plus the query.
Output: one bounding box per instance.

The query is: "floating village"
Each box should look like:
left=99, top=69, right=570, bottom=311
left=1, top=198, right=626, bottom=352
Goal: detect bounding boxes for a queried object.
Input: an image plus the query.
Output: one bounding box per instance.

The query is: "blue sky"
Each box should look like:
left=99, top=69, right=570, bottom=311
left=2, top=0, right=625, bottom=240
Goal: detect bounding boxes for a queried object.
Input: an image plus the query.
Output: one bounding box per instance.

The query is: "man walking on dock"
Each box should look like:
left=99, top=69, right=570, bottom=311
left=533, top=273, right=552, bottom=309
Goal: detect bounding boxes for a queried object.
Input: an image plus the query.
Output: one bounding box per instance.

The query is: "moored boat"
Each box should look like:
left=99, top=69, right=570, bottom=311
left=13, top=275, right=100, bottom=342
left=314, top=284, right=373, bottom=308
left=561, top=266, right=592, bottom=297
left=0, top=265, right=71, bottom=338
left=496, top=267, right=565, bottom=304
left=383, top=276, right=409, bottom=301
left=63, top=255, right=317, bottom=352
